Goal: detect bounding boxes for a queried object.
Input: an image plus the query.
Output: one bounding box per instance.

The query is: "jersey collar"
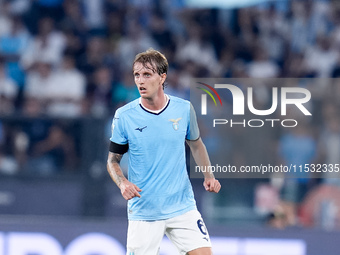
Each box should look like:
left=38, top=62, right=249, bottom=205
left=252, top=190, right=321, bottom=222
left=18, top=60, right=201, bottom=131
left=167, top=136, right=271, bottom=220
left=139, top=95, right=170, bottom=115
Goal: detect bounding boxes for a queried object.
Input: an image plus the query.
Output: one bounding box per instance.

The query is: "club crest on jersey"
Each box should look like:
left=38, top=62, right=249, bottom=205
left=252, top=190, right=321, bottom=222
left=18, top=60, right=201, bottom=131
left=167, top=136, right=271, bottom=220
left=169, top=118, right=182, bottom=131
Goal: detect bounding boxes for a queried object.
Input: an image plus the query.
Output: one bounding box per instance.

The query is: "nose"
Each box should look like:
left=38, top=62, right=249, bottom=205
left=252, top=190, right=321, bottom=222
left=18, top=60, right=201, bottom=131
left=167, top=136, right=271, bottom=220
left=135, top=76, right=144, bottom=85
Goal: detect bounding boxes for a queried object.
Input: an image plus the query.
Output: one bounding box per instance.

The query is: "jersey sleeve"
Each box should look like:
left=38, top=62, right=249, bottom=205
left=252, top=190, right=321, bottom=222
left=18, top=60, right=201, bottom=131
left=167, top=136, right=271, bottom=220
left=186, top=102, right=200, bottom=141
left=109, top=109, right=129, bottom=154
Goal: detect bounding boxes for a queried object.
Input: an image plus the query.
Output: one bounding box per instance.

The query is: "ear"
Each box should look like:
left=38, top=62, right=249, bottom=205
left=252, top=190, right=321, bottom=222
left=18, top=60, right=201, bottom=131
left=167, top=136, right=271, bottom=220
left=160, top=73, right=166, bottom=84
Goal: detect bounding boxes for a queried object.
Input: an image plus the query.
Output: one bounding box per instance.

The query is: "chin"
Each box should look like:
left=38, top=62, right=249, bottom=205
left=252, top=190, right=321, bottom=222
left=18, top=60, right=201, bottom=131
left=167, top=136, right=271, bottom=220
left=140, top=94, right=150, bottom=99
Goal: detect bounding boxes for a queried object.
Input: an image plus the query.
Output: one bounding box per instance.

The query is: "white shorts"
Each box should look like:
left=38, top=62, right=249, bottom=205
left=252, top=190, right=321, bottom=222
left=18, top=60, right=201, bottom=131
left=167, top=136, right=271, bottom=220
left=126, top=210, right=212, bottom=255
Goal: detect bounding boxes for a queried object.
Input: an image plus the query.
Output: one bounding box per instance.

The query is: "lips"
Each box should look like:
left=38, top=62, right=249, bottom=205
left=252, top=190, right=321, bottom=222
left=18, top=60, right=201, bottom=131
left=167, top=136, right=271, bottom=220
left=139, top=87, right=146, bottom=93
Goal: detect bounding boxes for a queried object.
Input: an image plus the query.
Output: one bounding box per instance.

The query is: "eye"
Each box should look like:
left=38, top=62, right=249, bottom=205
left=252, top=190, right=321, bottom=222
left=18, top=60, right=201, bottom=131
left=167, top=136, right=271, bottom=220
left=134, top=73, right=139, bottom=78
left=144, top=73, right=151, bottom=77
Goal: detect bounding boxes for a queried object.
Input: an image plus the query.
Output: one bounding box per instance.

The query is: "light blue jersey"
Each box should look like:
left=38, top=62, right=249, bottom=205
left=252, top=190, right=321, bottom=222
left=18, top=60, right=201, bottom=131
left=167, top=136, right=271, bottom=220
left=110, top=95, right=200, bottom=220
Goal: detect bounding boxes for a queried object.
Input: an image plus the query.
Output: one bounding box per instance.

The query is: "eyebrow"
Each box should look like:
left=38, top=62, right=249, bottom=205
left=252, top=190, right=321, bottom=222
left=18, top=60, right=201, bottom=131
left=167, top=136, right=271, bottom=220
left=133, top=69, right=154, bottom=75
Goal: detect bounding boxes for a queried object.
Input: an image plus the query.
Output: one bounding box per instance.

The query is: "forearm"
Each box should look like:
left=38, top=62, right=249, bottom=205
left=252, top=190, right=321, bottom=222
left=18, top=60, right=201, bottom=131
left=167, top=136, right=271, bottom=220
left=188, top=138, right=214, bottom=179
left=107, top=152, right=127, bottom=188
left=107, top=151, right=142, bottom=200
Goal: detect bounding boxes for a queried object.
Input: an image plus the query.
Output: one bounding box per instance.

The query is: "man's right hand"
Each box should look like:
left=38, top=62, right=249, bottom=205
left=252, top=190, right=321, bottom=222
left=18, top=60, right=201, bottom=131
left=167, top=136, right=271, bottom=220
left=119, top=179, right=142, bottom=200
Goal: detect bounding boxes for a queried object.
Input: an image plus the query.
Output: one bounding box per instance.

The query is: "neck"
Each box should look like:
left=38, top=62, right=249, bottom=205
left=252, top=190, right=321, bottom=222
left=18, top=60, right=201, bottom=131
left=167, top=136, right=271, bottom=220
left=141, top=91, right=167, bottom=111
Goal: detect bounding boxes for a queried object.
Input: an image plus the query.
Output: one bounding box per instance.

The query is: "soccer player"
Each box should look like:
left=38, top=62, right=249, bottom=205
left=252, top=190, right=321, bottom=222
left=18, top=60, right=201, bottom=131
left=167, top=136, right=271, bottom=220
left=107, top=49, right=221, bottom=255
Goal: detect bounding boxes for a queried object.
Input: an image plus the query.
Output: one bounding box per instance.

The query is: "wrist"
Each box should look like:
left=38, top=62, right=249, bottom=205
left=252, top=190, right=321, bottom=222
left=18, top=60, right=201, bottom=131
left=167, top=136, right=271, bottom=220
left=118, top=178, right=128, bottom=188
left=204, top=173, right=215, bottom=179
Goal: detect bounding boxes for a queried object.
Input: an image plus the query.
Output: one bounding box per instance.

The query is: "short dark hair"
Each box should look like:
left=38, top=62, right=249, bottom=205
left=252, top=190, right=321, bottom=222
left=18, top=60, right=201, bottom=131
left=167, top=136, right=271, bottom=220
left=133, top=48, right=168, bottom=76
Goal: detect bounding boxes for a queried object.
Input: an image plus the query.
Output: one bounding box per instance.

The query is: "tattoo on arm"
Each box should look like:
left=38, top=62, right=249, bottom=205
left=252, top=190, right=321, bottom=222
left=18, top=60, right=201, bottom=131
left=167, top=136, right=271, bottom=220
left=110, top=153, right=123, bottom=164
left=107, top=153, right=126, bottom=187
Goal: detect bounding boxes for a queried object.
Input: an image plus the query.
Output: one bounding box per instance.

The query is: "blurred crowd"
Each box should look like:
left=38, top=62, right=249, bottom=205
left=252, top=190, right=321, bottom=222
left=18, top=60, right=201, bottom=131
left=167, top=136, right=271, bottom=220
left=0, top=0, right=340, bottom=118
left=1, top=0, right=340, bottom=229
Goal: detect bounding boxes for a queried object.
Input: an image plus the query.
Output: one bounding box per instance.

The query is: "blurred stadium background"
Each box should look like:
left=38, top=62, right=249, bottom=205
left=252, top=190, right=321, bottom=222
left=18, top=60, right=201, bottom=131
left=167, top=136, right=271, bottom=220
left=1, top=0, right=340, bottom=254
